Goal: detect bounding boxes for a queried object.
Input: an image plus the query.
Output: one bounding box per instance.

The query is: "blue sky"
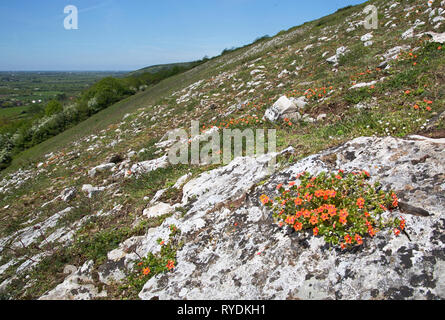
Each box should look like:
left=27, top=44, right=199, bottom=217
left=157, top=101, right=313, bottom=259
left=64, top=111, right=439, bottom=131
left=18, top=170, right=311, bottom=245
left=0, top=0, right=367, bottom=71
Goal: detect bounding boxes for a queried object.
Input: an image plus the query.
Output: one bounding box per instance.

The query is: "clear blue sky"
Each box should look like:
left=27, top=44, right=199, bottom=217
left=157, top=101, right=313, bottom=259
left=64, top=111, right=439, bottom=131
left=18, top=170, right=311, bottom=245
left=0, top=0, right=367, bottom=71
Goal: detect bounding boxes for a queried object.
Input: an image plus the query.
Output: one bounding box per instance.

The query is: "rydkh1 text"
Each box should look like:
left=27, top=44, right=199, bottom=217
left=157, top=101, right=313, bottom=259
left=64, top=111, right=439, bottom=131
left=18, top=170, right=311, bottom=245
left=177, top=304, right=265, bottom=317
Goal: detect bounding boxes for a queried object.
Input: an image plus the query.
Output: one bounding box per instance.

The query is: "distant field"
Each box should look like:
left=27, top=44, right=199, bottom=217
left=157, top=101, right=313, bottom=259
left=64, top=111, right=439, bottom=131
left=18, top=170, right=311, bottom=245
left=0, top=105, right=29, bottom=119
left=0, top=71, right=127, bottom=110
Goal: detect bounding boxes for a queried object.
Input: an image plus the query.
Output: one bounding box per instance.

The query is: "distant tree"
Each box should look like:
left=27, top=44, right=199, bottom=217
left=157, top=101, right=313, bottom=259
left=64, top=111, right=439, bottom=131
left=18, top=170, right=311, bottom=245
left=44, top=100, right=63, bottom=117
left=56, top=93, right=67, bottom=101
left=29, top=103, right=43, bottom=115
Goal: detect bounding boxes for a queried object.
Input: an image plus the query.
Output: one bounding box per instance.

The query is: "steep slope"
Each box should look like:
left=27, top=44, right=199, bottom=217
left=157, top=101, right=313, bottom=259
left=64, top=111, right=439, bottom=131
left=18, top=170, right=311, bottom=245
left=0, top=0, right=444, bottom=300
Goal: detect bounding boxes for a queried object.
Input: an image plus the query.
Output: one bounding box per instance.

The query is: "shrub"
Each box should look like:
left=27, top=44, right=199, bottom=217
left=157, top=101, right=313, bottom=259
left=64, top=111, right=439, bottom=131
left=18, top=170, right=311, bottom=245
left=120, top=225, right=181, bottom=297
left=260, top=170, right=404, bottom=249
left=44, top=100, right=63, bottom=117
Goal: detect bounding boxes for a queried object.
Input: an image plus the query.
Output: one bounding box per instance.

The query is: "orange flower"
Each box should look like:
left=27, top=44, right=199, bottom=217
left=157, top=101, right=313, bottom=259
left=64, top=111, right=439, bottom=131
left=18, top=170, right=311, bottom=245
left=356, top=197, right=365, bottom=209
left=166, top=260, right=175, bottom=271
left=294, top=198, right=303, bottom=206
left=391, top=193, right=399, bottom=208
left=309, top=215, right=318, bottom=225
left=394, top=229, right=400, bottom=236
left=142, top=267, right=151, bottom=275
left=277, top=184, right=283, bottom=190
left=399, top=218, right=406, bottom=231
left=313, top=227, right=319, bottom=236
left=294, top=222, right=303, bottom=231
left=260, top=195, right=270, bottom=205
left=355, top=234, right=363, bottom=245
left=344, top=234, right=352, bottom=244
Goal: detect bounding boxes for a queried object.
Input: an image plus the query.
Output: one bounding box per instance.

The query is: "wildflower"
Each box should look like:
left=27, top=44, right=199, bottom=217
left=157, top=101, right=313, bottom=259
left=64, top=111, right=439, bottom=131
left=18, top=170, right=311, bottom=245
left=340, top=243, right=347, bottom=250
left=356, top=197, right=365, bottom=209
left=368, top=228, right=376, bottom=237
left=277, top=184, right=283, bottom=190
left=142, top=267, right=151, bottom=276
left=309, top=215, right=318, bottom=225
left=289, top=181, right=296, bottom=187
left=294, top=222, right=303, bottom=231
left=339, top=209, right=349, bottom=218
left=285, top=215, right=296, bottom=225
left=137, top=262, right=143, bottom=266
left=399, top=218, right=406, bottom=231
left=304, top=193, right=313, bottom=202
left=339, top=216, right=347, bottom=225
left=303, top=210, right=311, bottom=218
left=391, top=193, right=399, bottom=208
left=405, top=90, right=411, bottom=95
left=160, top=240, right=165, bottom=246
left=394, top=229, right=401, bottom=236
left=294, top=197, right=303, bottom=206
left=328, top=189, right=337, bottom=198
left=355, top=234, right=363, bottom=245
left=166, top=260, right=175, bottom=271
left=426, top=106, right=432, bottom=111
left=313, top=227, right=319, bottom=236
left=344, top=234, right=353, bottom=244
left=438, top=46, right=442, bottom=50
left=260, top=194, right=270, bottom=205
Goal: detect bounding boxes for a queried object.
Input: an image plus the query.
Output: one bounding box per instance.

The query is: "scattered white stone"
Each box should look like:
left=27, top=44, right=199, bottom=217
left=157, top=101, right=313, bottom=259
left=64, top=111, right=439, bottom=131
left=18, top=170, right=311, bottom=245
left=143, top=202, right=174, bottom=218
left=82, top=184, right=105, bottom=198
left=425, top=31, right=445, bottom=43
left=264, top=96, right=300, bottom=122
left=60, top=187, right=76, bottom=202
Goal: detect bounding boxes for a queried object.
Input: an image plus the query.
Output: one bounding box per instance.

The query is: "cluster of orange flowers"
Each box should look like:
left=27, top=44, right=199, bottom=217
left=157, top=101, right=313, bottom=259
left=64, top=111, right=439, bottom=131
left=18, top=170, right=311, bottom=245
left=282, top=86, right=334, bottom=100
left=350, top=67, right=382, bottom=85
left=413, top=99, right=433, bottom=111
left=395, top=49, right=419, bottom=66
left=260, top=170, right=402, bottom=249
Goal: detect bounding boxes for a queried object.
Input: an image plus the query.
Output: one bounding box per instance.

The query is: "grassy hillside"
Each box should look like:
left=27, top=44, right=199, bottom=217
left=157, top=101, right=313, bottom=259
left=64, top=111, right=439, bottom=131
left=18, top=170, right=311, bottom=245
left=129, top=62, right=201, bottom=76
left=0, top=0, right=444, bottom=299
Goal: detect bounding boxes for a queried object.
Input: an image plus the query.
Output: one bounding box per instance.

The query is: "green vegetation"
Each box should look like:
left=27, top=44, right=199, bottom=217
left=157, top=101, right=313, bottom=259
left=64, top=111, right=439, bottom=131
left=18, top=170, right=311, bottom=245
left=261, top=171, right=404, bottom=249
left=0, top=60, right=207, bottom=170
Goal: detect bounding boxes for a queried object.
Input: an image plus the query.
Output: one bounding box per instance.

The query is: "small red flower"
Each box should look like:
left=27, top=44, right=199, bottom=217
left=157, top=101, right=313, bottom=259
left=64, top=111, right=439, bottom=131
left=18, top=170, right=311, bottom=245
left=142, top=267, right=151, bottom=275
left=166, top=260, right=175, bottom=271
left=313, top=227, right=319, bottom=236
left=356, top=197, right=365, bottom=209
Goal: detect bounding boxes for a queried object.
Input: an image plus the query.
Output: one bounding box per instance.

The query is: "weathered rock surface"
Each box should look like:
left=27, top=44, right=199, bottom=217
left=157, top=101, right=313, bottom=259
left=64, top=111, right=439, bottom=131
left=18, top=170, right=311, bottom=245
left=264, top=96, right=301, bottom=122
left=39, top=260, right=107, bottom=300
left=135, top=135, right=445, bottom=300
